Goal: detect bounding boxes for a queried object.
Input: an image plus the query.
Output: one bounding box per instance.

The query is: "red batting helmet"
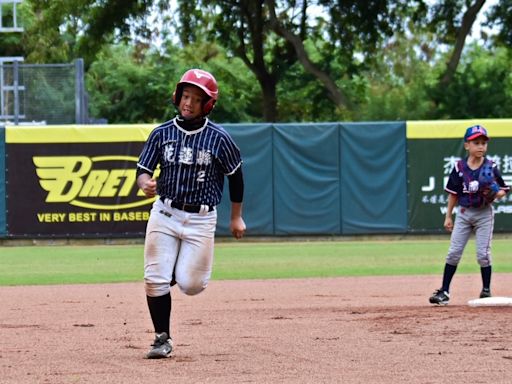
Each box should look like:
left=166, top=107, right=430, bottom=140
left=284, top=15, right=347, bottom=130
left=172, top=69, right=219, bottom=115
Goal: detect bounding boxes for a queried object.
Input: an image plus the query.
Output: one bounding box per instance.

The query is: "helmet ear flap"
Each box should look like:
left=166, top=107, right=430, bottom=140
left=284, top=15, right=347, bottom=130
left=172, top=85, right=181, bottom=108
left=203, top=98, right=216, bottom=115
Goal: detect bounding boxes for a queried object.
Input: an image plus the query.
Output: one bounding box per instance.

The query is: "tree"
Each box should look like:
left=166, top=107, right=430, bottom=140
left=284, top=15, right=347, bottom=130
left=355, top=32, right=438, bottom=121
left=431, top=44, right=512, bottom=119
left=426, top=0, right=486, bottom=86
left=9, top=0, right=512, bottom=123
left=87, top=42, right=261, bottom=124
left=485, top=0, right=512, bottom=47
left=265, top=0, right=350, bottom=110
left=86, top=44, right=172, bottom=123
left=265, top=0, right=428, bottom=114
left=423, top=0, right=511, bottom=111
left=20, top=0, right=169, bottom=65
left=175, top=0, right=300, bottom=122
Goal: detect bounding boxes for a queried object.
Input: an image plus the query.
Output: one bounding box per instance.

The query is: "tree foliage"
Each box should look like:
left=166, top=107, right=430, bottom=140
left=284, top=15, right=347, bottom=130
left=430, top=45, right=512, bottom=119
left=86, top=44, right=172, bottom=123
left=19, top=0, right=170, bottom=65
left=355, top=32, right=438, bottom=121
left=86, top=43, right=261, bottom=124
left=485, top=0, right=512, bottom=46
left=1, top=0, right=511, bottom=123
left=174, top=0, right=301, bottom=122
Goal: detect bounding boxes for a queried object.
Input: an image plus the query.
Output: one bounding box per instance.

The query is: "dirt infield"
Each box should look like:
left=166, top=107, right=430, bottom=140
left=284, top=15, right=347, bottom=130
left=2, top=274, right=512, bottom=384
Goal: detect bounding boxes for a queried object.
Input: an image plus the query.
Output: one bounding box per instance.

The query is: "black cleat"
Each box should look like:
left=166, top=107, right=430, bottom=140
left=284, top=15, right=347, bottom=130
left=479, top=288, right=491, bottom=298
left=146, top=332, right=173, bottom=359
left=429, top=289, right=450, bottom=305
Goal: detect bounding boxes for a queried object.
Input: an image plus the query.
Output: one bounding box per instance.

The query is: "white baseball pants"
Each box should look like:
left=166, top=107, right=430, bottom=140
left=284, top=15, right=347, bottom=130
left=144, top=198, right=217, bottom=297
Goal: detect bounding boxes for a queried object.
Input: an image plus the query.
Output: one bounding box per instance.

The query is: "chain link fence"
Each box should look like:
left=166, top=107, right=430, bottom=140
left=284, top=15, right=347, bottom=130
left=0, top=59, right=88, bottom=125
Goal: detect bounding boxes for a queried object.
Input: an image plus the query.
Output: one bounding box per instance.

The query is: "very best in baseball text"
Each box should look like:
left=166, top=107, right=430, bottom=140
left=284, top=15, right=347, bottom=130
left=36, top=211, right=150, bottom=223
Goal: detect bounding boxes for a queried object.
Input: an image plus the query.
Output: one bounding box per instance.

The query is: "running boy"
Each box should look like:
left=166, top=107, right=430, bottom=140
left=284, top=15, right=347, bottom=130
left=137, top=68, right=246, bottom=357
left=429, top=125, right=510, bottom=305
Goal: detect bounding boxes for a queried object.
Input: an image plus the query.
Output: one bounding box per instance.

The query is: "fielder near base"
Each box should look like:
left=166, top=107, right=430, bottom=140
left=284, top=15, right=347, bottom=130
left=429, top=125, right=510, bottom=306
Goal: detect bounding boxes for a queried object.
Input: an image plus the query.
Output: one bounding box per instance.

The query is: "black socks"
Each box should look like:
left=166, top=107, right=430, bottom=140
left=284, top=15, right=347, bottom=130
left=441, top=263, right=458, bottom=293
left=480, top=265, right=492, bottom=290
left=147, top=292, right=171, bottom=336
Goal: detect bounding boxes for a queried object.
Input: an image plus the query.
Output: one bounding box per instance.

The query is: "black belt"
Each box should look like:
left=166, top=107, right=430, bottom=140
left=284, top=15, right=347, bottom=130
left=160, top=196, right=214, bottom=213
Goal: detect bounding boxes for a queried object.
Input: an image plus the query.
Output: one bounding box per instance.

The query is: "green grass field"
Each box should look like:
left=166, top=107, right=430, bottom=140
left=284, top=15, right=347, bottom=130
left=1, top=239, right=512, bottom=286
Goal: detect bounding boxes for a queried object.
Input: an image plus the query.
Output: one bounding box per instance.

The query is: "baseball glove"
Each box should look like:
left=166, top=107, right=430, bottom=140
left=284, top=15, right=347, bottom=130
left=479, top=161, right=500, bottom=203
left=481, top=183, right=500, bottom=203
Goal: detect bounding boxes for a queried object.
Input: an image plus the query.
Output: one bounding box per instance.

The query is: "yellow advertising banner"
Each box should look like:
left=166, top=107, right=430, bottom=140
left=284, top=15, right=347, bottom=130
left=6, top=124, right=154, bottom=143
left=407, top=119, right=512, bottom=139
left=6, top=125, right=158, bottom=236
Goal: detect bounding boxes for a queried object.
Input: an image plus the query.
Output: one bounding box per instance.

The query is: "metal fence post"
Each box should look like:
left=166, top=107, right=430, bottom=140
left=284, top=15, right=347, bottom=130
left=75, top=58, right=85, bottom=124
left=13, top=60, right=19, bottom=125
left=0, top=63, right=4, bottom=118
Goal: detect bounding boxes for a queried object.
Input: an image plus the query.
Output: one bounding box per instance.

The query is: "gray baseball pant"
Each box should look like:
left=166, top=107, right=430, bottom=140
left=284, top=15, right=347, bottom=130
left=446, top=205, right=494, bottom=268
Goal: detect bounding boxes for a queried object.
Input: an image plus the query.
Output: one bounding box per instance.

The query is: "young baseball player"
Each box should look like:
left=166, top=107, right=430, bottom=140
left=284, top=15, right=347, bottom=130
left=136, top=68, right=246, bottom=358
left=429, top=125, right=509, bottom=305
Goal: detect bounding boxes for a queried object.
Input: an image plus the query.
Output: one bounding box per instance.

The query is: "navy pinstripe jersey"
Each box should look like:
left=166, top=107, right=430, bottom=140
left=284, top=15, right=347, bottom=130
left=445, top=158, right=510, bottom=208
left=137, top=117, right=242, bottom=206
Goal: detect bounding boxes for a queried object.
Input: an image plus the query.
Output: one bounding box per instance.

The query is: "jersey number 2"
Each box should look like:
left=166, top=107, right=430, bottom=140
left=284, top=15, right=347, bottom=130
left=197, top=170, right=206, bottom=183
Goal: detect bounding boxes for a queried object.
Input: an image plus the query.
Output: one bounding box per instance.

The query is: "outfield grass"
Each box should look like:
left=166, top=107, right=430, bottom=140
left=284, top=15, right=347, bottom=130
left=1, top=239, right=512, bottom=286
